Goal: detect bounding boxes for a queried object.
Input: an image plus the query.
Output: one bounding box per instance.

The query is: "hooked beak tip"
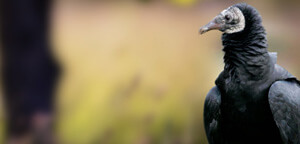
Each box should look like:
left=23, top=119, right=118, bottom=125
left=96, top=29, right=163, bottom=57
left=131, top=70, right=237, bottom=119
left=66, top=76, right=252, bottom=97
left=199, top=27, right=208, bottom=35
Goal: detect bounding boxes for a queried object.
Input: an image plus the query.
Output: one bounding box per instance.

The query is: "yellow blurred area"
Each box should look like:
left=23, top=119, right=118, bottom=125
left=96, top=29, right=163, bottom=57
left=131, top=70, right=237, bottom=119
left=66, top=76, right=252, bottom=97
left=51, top=1, right=221, bottom=143
left=168, top=0, right=197, bottom=7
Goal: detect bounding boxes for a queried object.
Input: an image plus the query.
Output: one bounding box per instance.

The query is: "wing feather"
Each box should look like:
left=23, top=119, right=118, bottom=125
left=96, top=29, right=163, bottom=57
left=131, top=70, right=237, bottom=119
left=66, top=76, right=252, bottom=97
left=268, top=80, right=300, bottom=144
left=204, top=86, right=221, bottom=144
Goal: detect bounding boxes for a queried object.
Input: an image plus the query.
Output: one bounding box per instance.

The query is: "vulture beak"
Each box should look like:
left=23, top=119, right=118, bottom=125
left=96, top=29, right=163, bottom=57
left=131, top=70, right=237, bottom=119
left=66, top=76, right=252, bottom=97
left=199, top=18, right=223, bottom=35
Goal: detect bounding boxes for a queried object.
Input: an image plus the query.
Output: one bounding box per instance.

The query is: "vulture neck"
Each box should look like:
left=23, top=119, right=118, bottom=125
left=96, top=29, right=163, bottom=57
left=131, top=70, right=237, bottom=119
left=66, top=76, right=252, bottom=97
left=221, top=6, right=271, bottom=81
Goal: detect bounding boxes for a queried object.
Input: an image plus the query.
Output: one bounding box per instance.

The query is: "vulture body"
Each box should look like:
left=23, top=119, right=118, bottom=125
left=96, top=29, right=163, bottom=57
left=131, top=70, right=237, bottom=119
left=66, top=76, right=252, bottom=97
left=200, top=3, right=300, bottom=144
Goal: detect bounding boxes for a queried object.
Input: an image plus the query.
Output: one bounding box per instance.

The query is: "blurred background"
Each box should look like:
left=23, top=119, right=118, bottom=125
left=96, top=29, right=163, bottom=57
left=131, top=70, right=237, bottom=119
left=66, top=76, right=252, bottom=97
left=1, top=0, right=300, bottom=143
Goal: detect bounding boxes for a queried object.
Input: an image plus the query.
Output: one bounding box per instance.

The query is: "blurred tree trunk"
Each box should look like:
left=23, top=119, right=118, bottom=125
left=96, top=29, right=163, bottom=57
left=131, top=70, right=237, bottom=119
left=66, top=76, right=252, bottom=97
left=0, top=0, right=58, bottom=138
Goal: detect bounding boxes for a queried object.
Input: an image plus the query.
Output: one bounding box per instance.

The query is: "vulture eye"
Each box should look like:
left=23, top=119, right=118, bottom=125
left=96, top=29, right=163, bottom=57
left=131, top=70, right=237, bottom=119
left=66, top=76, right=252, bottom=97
left=225, top=14, right=231, bottom=21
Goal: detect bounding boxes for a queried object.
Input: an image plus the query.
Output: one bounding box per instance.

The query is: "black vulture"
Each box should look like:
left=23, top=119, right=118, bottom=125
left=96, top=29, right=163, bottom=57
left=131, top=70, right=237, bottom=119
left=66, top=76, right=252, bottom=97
left=199, top=3, right=300, bottom=144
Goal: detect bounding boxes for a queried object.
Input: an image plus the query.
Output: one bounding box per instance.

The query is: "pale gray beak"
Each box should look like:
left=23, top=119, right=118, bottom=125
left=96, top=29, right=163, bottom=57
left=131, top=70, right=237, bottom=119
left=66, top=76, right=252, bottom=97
left=199, top=18, right=223, bottom=34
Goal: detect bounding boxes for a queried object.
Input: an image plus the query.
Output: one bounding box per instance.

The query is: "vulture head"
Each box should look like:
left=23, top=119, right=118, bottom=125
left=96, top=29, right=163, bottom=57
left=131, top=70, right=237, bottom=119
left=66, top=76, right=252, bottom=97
left=199, top=3, right=247, bottom=34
